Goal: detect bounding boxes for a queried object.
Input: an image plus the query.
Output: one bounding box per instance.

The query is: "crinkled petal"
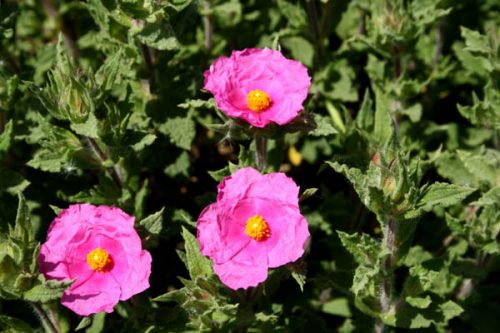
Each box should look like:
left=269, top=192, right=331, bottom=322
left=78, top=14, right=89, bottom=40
left=62, top=272, right=121, bottom=316
left=266, top=210, right=309, bottom=268
left=197, top=202, right=250, bottom=264
left=246, top=172, right=300, bottom=207
left=38, top=204, right=151, bottom=316
left=203, top=48, right=310, bottom=128
left=216, top=167, right=262, bottom=202
left=213, top=259, right=268, bottom=290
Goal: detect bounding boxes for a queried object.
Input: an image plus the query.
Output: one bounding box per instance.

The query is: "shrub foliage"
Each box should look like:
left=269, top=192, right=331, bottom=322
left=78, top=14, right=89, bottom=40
left=0, top=0, right=499, bottom=332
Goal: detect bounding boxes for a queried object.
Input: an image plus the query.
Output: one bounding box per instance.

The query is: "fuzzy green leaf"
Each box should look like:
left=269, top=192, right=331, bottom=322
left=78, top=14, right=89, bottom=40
left=181, top=227, right=213, bottom=279
left=415, top=182, right=475, bottom=210
left=0, top=119, right=13, bottom=156
left=161, top=117, right=196, bottom=150
left=0, top=315, right=33, bottom=333
left=75, top=317, right=92, bottom=331
left=14, top=194, right=32, bottom=244
left=337, top=231, right=380, bottom=266
left=310, top=114, right=338, bottom=137
left=139, top=208, right=165, bottom=235
left=22, top=276, right=73, bottom=303
left=373, top=88, right=393, bottom=144
left=322, top=298, right=352, bottom=317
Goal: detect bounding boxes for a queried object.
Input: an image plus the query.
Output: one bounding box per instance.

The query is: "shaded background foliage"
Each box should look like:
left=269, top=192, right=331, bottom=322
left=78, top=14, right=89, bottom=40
left=0, top=0, right=499, bottom=332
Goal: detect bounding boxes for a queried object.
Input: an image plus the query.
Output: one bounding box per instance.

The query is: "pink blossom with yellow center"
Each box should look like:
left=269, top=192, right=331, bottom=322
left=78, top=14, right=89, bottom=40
left=197, top=167, right=310, bottom=289
left=38, top=204, right=152, bottom=316
left=203, top=48, right=311, bottom=128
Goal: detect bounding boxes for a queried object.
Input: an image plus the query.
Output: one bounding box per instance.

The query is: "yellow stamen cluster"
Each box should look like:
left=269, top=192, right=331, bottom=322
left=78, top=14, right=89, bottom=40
left=245, top=214, right=271, bottom=241
left=86, top=247, right=112, bottom=272
left=246, top=89, right=272, bottom=112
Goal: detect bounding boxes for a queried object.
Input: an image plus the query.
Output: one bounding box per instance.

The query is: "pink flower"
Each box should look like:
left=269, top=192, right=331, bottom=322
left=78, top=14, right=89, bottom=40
left=197, top=167, right=310, bottom=289
left=38, top=204, right=152, bottom=316
left=204, top=48, right=311, bottom=128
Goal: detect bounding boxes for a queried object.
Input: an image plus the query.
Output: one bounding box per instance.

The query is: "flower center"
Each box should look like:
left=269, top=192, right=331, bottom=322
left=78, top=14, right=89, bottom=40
left=246, top=89, right=272, bottom=112
left=245, top=214, right=271, bottom=241
left=86, top=247, right=112, bottom=272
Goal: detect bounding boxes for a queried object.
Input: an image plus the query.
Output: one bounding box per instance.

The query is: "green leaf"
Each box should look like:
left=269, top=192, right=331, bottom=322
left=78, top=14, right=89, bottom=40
left=373, top=88, right=393, bottom=144
left=0, top=119, right=13, bottom=156
left=381, top=298, right=463, bottom=329
left=134, top=12, right=179, bottom=50
left=337, top=231, right=380, bottom=265
left=355, top=90, right=374, bottom=131
left=322, top=298, right=352, bottom=317
left=435, top=153, right=475, bottom=186
left=458, top=149, right=499, bottom=187
left=161, top=116, right=196, bottom=150
left=310, top=114, right=338, bottom=137
left=85, top=312, right=106, bottom=333
left=164, top=151, right=190, bottom=178
left=0, top=169, right=30, bottom=195
left=415, top=182, right=475, bottom=210
left=476, top=186, right=500, bottom=206
left=14, top=194, right=33, bottom=244
left=181, top=227, right=213, bottom=280
left=461, top=27, right=492, bottom=55
left=0, top=315, right=33, bottom=333
left=299, top=188, right=318, bottom=202
left=351, top=265, right=379, bottom=297
left=405, top=296, right=432, bottom=309
left=208, top=166, right=231, bottom=182
left=291, top=271, right=306, bottom=292
left=70, top=112, right=99, bottom=139
left=139, top=208, right=165, bottom=235
left=152, top=289, right=188, bottom=304
left=95, top=48, right=125, bottom=93
left=130, top=133, right=157, bottom=152
left=281, top=36, right=314, bottom=67
left=76, top=317, right=92, bottom=331
left=22, top=276, right=73, bottom=303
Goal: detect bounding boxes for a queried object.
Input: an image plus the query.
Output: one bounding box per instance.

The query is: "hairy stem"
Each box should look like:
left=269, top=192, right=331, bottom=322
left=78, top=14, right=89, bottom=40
left=202, top=0, right=214, bottom=53
left=255, top=135, right=267, bottom=172
left=86, top=137, right=125, bottom=189
left=305, top=0, right=321, bottom=67
left=31, top=303, right=60, bottom=333
left=42, top=0, right=80, bottom=61
left=374, top=318, right=385, bottom=333
left=375, top=217, right=397, bottom=332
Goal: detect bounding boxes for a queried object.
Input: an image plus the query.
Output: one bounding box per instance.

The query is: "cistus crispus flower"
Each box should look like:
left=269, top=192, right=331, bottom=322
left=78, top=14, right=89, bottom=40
left=203, top=48, right=311, bottom=128
left=197, top=167, right=310, bottom=289
left=37, top=204, right=152, bottom=316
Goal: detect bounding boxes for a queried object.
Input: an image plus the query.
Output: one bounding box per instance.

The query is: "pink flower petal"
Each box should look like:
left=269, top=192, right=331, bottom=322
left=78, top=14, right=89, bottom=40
left=61, top=272, right=121, bottom=316
left=204, top=48, right=311, bottom=128
left=38, top=204, right=151, bottom=316
left=213, top=260, right=268, bottom=290
left=197, top=167, right=310, bottom=290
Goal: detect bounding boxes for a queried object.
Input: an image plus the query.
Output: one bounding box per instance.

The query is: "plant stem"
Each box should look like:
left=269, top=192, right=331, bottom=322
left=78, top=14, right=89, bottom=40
left=374, top=318, right=385, bottom=333
left=42, top=0, right=80, bottom=61
left=202, top=0, right=213, bottom=53
left=381, top=217, right=396, bottom=310
left=375, top=216, right=397, bottom=332
left=393, top=45, right=402, bottom=80
left=86, top=137, right=125, bottom=189
left=31, top=303, right=60, bottom=333
left=255, top=135, right=267, bottom=172
left=305, top=0, right=321, bottom=67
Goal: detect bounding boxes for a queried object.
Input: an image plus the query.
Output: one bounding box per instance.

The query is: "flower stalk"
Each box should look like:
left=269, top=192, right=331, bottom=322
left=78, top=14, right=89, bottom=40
left=202, top=0, right=214, bottom=53
left=31, top=303, right=60, bottom=333
left=255, top=135, right=267, bottom=171
left=85, top=137, right=125, bottom=189
left=375, top=216, right=398, bottom=333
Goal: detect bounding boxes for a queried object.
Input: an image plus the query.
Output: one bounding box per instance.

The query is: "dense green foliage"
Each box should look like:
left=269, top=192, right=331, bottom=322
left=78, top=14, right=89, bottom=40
left=1, top=0, right=499, bottom=332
